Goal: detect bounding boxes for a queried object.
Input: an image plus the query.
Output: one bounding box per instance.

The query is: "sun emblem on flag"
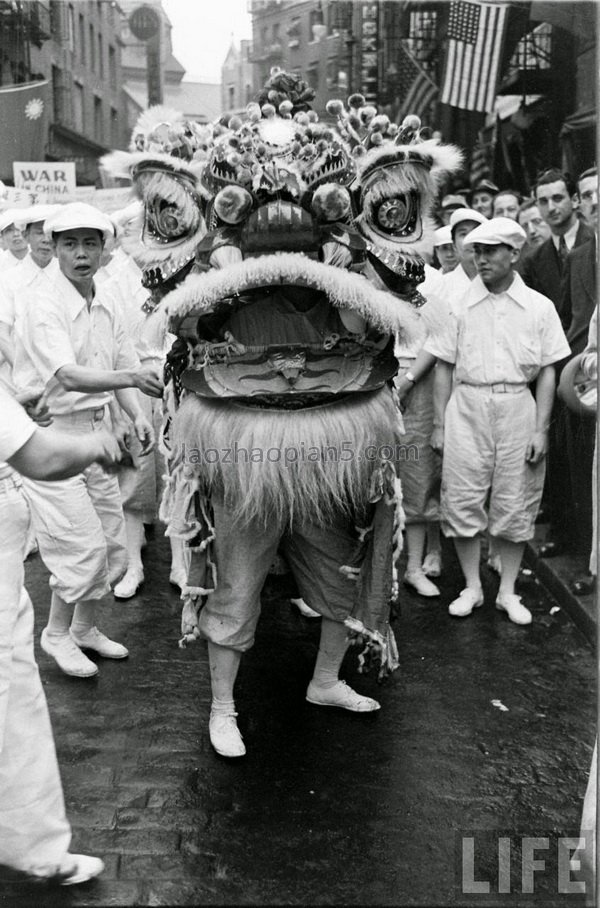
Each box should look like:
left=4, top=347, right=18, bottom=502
left=25, top=98, right=44, bottom=120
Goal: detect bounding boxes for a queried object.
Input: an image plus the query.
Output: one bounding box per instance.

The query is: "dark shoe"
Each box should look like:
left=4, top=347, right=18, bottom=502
left=538, top=541, right=566, bottom=558
left=571, top=575, right=596, bottom=596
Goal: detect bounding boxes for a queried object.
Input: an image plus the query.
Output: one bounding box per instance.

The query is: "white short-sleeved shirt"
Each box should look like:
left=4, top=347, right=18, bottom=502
left=424, top=272, right=571, bottom=384
left=13, top=268, right=140, bottom=415
left=0, top=387, right=35, bottom=479
left=440, top=263, right=473, bottom=301
left=0, top=249, right=25, bottom=274
left=0, top=254, right=59, bottom=329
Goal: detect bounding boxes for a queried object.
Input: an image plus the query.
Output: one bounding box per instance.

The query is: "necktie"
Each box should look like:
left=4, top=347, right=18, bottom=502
left=558, top=234, right=568, bottom=270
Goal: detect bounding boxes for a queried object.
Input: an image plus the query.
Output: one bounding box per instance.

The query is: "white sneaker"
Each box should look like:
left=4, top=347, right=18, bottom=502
left=306, top=679, right=380, bottom=712
left=291, top=597, right=321, bottom=618
left=114, top=566, right=144, bottom=599
left=422, top=550, right=442, bottom=578
left=70, top=627, right=129, bottom=660
left=496, top=593, right=532, bottom=626
left=404, top=569, right=440, bottom=597
left=57, top=854, right=105, bottom=886
left=448, top=588, right=484, bottom=618
left=209, top=711, right=246, bottom=758
left=40, top=630, right=98, bottom=678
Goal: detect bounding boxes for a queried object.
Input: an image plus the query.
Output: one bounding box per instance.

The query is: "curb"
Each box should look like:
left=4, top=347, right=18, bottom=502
left=524, top=542, right=596, bottom=644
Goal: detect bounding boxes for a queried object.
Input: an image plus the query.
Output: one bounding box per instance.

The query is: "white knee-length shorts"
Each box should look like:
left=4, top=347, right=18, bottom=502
left=23, top=408, right=127, bottom=604
left=441, top=384, right=545, bottom=543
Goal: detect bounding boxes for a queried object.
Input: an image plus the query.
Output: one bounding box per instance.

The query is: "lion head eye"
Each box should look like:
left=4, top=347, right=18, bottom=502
left=376, top=197, right=410, bottom=230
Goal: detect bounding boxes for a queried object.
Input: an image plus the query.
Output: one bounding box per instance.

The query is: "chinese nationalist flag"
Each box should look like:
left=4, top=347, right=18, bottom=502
left=0, top=80, right=50, bottom=183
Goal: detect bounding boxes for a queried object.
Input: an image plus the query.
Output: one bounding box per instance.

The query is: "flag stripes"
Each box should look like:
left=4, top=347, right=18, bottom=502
left=441, top=1, right=508, bottom=113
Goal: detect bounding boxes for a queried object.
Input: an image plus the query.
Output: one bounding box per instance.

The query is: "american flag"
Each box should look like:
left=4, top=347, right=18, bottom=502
left=441, top=1, right=508, bottom=113
left=395, top=43, right=438, bottom=124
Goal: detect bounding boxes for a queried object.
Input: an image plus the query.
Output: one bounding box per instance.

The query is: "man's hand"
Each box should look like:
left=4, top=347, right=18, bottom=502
left=133, top=414, right=155, bottom=455
left=112, top=419, right=131, bottom=455
left=430, top=426, right=444, bottom=454
left=17, top=388, right=53, bottom=427
left=94, top=429, right=124, bottom=471
left=134, top=364, right=164, bottom=398
left=526, top=430, right=548, bottom=464
left=395, top=377, right=414, bottom=412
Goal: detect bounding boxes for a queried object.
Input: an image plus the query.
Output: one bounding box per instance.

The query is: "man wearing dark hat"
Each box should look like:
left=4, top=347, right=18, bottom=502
left=470, top=180, right=498, bottom=219
left=427, top=218, right=570, bottom=625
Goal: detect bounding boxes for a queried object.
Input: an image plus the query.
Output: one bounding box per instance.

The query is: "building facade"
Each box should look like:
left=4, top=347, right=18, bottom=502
left=0, top=0, right=129, bottom=184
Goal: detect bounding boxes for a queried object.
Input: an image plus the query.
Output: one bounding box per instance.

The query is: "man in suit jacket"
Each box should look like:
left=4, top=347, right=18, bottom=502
left=521, top=169, right=595, bottom=558
left=561, top=168, right=598, bottom=591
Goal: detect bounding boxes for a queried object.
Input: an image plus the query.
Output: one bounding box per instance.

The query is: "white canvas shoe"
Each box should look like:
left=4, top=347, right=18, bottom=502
left=448, top=588, right=484, bottom=618
left=40, top=630, right=98, bottom=678
left=306, top=680, right=380, bottom=712
left=496, top=593, right=532, bottom=626
left=70, top=627, right=129, bottom=660
left=209, top=711, right=246, bottom=758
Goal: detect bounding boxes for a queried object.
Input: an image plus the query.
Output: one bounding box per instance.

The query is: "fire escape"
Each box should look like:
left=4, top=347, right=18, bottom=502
left=0, top=1, right=50, bottom=86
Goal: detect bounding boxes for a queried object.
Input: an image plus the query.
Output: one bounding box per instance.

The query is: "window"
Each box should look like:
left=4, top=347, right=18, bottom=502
left=94, top=96, right=103, bottom=141
left=98, top=34, right=104, bottom=78
left=67, top=4, right=75, bottom=50
left=287, top=17, right=301, bottom=48
left=73, top=81, right=84, bottom=132
left=79, top=13, right=85, bottom=63
left=307, top=65, right=319, bottom=91
left=89, top=24, right=95, bottom=70
left=111, top=106, right=119, bottom=146
left=108, top=45, right=116, bottom=88
left=52, top=65, right=65, bottom=122
left=228, top=85, right=235, bottom=108
left=245, top=82, right=252, bottom=103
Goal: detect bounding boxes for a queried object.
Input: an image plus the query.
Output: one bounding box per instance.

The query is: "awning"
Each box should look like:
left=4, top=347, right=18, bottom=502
left=560, top=106, right=596, bottom=136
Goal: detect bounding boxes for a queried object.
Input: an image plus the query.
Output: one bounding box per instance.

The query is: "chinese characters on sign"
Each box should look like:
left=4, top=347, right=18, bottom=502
left=361, top=3, right=379, bottom=104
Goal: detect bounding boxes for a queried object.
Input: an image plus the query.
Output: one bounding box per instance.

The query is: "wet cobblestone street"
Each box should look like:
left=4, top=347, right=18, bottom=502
left=2, top=529, right=596, bottom=907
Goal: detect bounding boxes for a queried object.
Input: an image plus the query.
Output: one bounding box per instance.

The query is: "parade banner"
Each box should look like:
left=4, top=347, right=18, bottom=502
left=13, top=161, right=76, bottom=203
left=73, top=186, right=134, bottom=213
left=0, top=185, right=32, bottom=211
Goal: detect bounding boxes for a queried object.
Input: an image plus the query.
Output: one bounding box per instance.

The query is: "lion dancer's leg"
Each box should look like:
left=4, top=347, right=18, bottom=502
left=284, top=515, right=380, bottom=713
left=200, top=496, right=283, bottom=758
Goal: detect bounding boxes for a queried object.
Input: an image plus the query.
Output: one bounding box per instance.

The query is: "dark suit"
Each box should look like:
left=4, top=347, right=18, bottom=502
left=521, top=221, right=595, bottom=553
left=561, top=236, right=597, bottom=557
left=521, top=222, right=594, bottom=327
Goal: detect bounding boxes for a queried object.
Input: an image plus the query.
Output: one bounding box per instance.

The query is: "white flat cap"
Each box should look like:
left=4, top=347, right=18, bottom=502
left=43, top=202, right=115, bottom=243
left=13, top=204, right=60, bottom=230
left=463, top=217, right=527, bottom=251
left=0, top=208, right=22, bottom=232
left=433, top=225, right=453, bottom=247
left=449, top=208, right=488, bottom=230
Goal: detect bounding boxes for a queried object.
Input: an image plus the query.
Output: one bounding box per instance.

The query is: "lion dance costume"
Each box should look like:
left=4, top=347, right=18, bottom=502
left=103, top=70, right=461, bottom=757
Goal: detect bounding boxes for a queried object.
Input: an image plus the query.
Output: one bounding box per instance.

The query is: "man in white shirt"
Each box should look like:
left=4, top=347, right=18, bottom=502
left=13, top=203, right=163, bottom=678
left=0, top=385, right=124, bottom=884
left=441, top=208, right=488, bottom=299
left=0, top=205, right=59, bottom=390
left=0, top=209, right=28, bottom=272
left=427, top=218, right=570, bottom=625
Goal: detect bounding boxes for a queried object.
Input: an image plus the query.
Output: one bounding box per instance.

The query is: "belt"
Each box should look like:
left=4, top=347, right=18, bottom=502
left=53, top=405, right=106, bottom=421
left=0, top=472, right=23, bottom=493
left=459, top=382, right=527, bottom=394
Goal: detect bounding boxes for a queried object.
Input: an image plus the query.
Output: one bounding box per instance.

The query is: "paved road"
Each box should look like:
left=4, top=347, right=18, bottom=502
left=3, top=530, right=596, bottom=907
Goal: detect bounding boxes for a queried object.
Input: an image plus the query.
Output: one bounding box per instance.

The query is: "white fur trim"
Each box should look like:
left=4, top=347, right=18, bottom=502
left=163, top=253, right=422, bottom=339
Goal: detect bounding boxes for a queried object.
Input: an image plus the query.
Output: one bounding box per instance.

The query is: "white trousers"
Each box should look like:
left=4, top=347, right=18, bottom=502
left=0, top=476, right=71, bottom=875
left=23, top=409, right=128, bottom=603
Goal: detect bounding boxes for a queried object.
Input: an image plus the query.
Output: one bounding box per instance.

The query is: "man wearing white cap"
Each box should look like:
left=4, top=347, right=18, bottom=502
left=13, top=202, right=163, bottom=677
left=433, top=225, right=458, bottom=274
left=0, top=209, right=28, bottom=272
left=0, top=206, right=59, bottom=388
left=427, top=218, right=570, bottom=625
left=441, top=208, right=488, bottom=299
